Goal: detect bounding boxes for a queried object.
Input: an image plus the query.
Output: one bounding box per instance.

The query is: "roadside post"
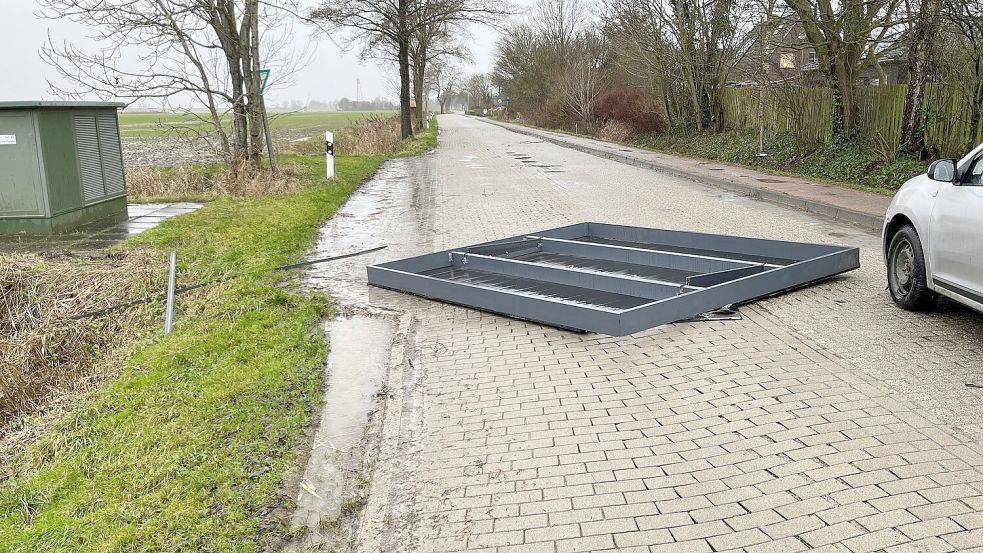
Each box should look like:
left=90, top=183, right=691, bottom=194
left=164, top=251, right=177, bottom=334
left=325, top=130, right=335, bottom=179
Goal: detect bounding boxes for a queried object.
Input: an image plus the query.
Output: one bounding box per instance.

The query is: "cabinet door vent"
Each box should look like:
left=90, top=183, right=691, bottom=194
left=74, top=113, right=126, bottom=205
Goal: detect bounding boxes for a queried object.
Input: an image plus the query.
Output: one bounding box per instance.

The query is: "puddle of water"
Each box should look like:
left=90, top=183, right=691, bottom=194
left=305, top=158, right=434, bottom=307
left=289, top=156, right=435, bottom=547
left=0, top=202, right=202, bottom=253
left=289, top=315, right=394, bottom=547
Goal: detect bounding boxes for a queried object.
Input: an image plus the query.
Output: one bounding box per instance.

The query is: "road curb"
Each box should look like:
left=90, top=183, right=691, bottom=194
left=482, top=118, right=884, bottom=234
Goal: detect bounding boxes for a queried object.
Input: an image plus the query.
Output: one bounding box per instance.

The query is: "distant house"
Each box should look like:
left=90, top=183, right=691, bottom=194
left=733, top=17, right=908, bottom=87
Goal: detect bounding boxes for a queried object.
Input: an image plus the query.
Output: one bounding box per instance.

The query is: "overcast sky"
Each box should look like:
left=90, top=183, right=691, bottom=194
left=0, top=1, right=516, bottom=106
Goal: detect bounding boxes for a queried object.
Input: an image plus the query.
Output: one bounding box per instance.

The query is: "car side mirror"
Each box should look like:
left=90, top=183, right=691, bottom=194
left=928, top=159, right=957, bottom=182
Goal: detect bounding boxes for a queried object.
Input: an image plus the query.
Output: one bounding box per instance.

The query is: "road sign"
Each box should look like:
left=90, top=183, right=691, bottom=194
left=260, top=69, right=271, bottom=94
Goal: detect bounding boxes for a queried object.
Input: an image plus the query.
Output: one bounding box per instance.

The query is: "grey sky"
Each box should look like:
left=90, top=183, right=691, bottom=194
left=0, top=1, right=509, bottom=105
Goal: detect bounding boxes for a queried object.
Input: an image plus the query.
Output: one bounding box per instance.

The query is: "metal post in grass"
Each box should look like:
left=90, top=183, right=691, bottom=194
left=164, top=251, right=177, bottom=334
left=325, top=130, right=335, bottom=179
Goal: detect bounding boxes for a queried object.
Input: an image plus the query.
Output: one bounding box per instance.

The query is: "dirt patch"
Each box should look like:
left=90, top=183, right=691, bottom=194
left=123, top=136, right=224, bottom=167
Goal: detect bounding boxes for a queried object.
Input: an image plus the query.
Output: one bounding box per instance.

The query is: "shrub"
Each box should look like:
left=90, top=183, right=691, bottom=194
left=597, top=120, right=636, bottom=143
left=593, top=88, right=665, bottom=135
left=634, top=129, right=927, bottom=192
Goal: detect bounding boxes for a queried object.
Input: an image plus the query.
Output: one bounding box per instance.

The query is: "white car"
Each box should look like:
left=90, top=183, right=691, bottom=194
left=883, top=143, right=983, bottom=311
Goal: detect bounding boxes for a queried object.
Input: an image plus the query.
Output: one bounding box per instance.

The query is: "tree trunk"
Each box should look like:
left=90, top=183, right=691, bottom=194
left=900, top=0, right=940, bottom=158
left=831, top=65, right=858, bottom=141
left=245, top=0, right=266, bottom=167
left=412, top=42, right=427, bottom=130
left=210, top=1, right=247, bottom=167
left=414, top=64, right=426, bottom=130
left=398, top=42, right=413, bottom=138
left=229, top=62, right=249, bottom=163
left=397, top=0, right=413, bottom=139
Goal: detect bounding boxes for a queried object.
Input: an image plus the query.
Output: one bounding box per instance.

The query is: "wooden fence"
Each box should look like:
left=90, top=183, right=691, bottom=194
left=721, top=84, right=982, bottom=157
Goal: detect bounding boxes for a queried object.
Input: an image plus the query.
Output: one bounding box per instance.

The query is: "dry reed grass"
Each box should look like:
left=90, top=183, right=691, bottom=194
left=126, top=162, right=306, bottom=199
left=279, top=115, right=402, bottom=157
left=597, top=120, right=638, bottom=144
left=0, top=251, right=164, bottom=428
left=337, top=116, right=402, bottom=155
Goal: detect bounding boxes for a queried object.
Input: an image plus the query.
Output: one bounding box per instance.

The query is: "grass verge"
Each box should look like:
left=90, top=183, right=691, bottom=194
left=495, top=116, right=925, bottom=195
left=0, top=122, right=437, bottom=552
left=635, top=130, right=925, bottom=195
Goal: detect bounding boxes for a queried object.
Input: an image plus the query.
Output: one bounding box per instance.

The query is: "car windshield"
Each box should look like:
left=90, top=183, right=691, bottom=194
left=960, top=143, right=983, bottom=168
left=969, top=157, right=983, bottom=186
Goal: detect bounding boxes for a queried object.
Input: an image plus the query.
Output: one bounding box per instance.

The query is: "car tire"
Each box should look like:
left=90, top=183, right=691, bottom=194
left=887, top=225, right=936, bottom=310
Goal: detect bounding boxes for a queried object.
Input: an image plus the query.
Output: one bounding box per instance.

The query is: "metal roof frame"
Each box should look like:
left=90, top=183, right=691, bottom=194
left=368, top=222, right=860, bottom=336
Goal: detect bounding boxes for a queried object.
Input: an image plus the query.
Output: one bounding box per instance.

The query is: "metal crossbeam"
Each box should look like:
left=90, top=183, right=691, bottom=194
left=368, top=223, right=859, bottom=335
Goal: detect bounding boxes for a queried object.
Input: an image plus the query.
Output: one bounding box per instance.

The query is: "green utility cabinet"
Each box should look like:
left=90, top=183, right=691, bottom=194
left=0, top=101, right=128, bottom=234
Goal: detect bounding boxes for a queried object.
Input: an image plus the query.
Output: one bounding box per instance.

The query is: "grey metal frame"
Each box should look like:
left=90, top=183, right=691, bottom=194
left=367, top=223, right=860, bottom=336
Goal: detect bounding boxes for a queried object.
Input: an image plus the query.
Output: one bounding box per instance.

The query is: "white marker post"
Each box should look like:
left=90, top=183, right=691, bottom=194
left=325, top=130, right=335, bottom=179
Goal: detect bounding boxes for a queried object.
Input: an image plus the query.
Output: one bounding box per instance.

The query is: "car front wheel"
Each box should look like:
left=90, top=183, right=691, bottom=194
left=887, top=225, right=936, bottom=310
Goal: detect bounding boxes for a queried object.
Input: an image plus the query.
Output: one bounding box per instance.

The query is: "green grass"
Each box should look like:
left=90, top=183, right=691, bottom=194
left=634, top=130, right=927, bottom=195
left=0, top=122, right=436, bottom=552
left=119, top=111, right=397, bottom=139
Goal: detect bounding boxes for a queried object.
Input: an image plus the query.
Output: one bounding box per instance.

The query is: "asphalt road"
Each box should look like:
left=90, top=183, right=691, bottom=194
left=309, top=114, right=983, bottom=553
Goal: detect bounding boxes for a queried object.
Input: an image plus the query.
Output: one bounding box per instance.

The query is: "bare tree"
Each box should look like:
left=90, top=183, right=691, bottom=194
left=429, top=61, right=463, bottom=113
left=493, top=0, right=605, bottom=126
left=312, top=0, right=509, bottom=139
left=555, top=30, right=608, bottom=126
left=939, top=0, right=983, bottom=151
left=604, top=0, right=742, bottom=131
left=784, top=0, right=907, bottom=139
left=463, top=73, right=493, bottom=109
left=492, top=24, right=553, bottom=119
left=39, top=0, right=308, bottom=171
left=534, top=0, right=589, bottom=48
left=410, top=21, right=470, bottom=127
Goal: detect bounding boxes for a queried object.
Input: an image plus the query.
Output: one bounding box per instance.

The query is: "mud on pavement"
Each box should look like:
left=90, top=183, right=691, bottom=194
left=286, top=155, right=440, bottom=550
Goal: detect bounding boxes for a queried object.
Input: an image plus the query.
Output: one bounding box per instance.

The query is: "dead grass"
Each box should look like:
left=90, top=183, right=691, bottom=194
left=596, top=120, right=637, bottom=144
left=337, top=116, right=402, bottom=155
left=126, top=162, right=309, bottom=200
left=0, top=251, right=165, bottom=428
left=280, top=115, right=402, bottom=157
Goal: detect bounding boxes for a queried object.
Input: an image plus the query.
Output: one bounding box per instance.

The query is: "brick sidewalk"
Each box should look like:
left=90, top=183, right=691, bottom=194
left=485, top=119, right=892, bottom=232
left=344, top=115, right=983, bottom=553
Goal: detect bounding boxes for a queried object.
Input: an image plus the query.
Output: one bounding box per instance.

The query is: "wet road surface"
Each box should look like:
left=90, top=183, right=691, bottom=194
left=296, top=114, right=983, bottom=553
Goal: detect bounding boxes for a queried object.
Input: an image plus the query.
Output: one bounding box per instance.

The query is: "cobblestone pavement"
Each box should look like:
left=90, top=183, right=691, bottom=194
left=486, top=120, right=891, bottom=230
left=330, top=115, right=983, bottom=553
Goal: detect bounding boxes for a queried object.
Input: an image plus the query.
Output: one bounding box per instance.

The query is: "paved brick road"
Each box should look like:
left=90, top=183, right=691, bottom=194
left=328, top=115, right=983, bottom=553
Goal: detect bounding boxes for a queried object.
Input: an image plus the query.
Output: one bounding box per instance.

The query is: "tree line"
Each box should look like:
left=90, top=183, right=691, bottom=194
left=489, top=0, right=983, bottom=158
left=40, top=0, right=507, bottom=176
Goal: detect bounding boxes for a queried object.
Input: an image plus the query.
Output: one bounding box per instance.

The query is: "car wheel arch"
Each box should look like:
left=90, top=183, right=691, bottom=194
left=885, top=214, right=917, bottom=256
left=885, top=212, right=937, bottom=287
